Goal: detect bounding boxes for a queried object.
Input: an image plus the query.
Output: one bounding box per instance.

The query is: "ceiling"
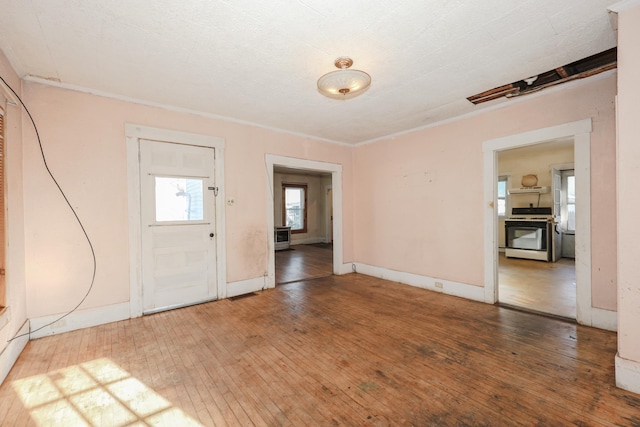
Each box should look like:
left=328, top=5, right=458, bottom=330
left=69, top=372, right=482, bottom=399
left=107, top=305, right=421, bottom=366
left=0, top=0, right=619, bottom=145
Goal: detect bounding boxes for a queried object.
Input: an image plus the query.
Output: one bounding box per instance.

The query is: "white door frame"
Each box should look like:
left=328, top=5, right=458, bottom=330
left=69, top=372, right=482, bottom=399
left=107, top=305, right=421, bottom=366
left=483, top=119, right=596, bottom=326
left=126, top=124, right=226, bottom=317
left=266, top=155, right=344, bottom=288
left=325, top=184, right=333, bottom=243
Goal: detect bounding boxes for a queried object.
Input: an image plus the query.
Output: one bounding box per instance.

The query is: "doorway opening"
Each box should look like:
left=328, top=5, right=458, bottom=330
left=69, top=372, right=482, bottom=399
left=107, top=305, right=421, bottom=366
left=496, top=140, right=576, bottom=319
left=274, top=167, right=333, bottom=284
left=483, top=119, right=595, bottom=326
left=265, top=155, right=343, bottom=289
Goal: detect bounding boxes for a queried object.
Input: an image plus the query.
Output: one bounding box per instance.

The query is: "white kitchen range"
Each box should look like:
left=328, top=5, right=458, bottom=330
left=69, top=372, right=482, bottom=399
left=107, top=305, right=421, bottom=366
left=505, top=207, right=559, bottom=262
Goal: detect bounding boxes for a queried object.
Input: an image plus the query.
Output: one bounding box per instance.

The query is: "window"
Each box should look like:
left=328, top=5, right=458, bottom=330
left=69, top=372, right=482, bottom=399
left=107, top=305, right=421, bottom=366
left=282, top=184, right=307, bottom=233
left=562, top=170, right=576, bottom=232
left=154, top=177, right=204, bottom=222
left=497, top=175, right=509, bottom=217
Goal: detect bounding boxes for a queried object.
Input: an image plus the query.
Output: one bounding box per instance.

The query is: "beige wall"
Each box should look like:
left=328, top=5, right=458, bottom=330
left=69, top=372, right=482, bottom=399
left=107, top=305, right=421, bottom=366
left=20, top=82, right=354, bottom=319
left=274, top=172, right=331, bottom=244
left=354, top=73, right=617, bottom=310
left=499, top=142, right=575, bottom=209
left=616, top=3, right=640, bottom=372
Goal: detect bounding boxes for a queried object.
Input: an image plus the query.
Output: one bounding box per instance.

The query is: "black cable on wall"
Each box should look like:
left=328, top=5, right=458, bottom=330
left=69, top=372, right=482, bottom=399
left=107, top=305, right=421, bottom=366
left=1, top=75, right=97, bottom=342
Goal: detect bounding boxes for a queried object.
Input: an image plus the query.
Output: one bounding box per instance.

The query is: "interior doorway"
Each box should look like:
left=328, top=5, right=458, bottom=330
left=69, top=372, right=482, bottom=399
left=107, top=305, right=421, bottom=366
left=273, top=166, right=333, bottom=284
left=496, top=140, right=576, bottom=319
left=483, top=119, right=596, bottom=327
left=265, top=155, right=344, bottom=289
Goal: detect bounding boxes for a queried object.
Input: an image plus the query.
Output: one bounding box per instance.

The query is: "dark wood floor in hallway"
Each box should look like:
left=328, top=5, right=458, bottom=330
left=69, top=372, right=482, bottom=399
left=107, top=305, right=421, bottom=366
left=1, top=274, right=638, bottom=426
left=275, top=242, right=333, bottom=284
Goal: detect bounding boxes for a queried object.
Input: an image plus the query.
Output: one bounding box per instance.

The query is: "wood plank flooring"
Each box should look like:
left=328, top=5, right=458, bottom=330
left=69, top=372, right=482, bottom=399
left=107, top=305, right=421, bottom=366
left=1, top=273, right=638, bottom=426
left=498, top=253, right=576, bottom=319
left=275, top=243, right=333, bottom=285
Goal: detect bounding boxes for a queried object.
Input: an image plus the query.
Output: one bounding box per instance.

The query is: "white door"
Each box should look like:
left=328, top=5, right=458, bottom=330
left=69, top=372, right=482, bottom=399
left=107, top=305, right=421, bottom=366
left=140, top=139, right=217, bottom=313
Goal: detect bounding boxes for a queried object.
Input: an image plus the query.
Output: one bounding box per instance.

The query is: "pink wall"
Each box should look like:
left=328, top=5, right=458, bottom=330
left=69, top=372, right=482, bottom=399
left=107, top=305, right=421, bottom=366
left=354, top=73, right=617, bottom=310
left=616, top=4, right=640, bottom=364
left=21, top=83, right=354, bottom=318
left=5, top=49, right=622, bottom=327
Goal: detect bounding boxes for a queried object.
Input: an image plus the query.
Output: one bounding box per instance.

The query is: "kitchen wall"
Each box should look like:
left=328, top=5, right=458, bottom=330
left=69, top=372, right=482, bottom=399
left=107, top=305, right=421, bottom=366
left=20, top=81, right=354, bottom=320
left=353, top=72, right=616, bottom=311
left=273, top=172, right=332, bottom=244
left=497, top=141, right=575, bottom=247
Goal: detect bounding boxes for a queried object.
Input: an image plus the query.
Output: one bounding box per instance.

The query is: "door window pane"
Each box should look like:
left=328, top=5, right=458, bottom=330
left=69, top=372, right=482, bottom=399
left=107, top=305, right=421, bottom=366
left=155, top=177, right=204, bottom=221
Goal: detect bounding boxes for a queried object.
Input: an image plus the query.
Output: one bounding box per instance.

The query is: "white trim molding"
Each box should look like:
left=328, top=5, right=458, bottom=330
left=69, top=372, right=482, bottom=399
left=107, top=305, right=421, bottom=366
left=226, top=277, right=266, bottom=298
left=125, top=124, right=227, bottom=316
left=0, top=320, right=29, bottom=385
left=353, top=263, right=485, bottom=302
left=588, top=308, right=617, bottom=332
left=30, top=303, right=130, bottom=340
left=616, top=354, right=640, bottom=395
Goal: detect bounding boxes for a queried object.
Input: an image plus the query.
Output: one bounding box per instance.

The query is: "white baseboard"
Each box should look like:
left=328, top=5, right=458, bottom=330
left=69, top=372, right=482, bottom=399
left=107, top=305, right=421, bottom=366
left=290, top=237, right=326, bottom=245
left=30, top=302, right=131, bottom=340
left=339, top=262, right=617, bottom=331
left=0, top=320, right=29, bottom=385
left=339, top=263, right=356, bottom=275
left=589, top=307, right=617, bottom=331
left=616, top=354, right=640, bottom=395
left=352, top=263, right=485, bottom=302
left=227, top=277, right=267, bottom=298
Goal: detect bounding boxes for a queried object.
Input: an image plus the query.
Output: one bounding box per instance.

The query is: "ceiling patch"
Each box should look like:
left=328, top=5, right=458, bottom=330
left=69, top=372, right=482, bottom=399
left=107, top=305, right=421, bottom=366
left=467, top=47, right=617, bottom=105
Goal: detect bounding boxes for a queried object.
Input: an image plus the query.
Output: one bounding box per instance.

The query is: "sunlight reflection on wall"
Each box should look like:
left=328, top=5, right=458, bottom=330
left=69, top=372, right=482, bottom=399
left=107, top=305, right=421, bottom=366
left=11, top=357, right=203, bottom=426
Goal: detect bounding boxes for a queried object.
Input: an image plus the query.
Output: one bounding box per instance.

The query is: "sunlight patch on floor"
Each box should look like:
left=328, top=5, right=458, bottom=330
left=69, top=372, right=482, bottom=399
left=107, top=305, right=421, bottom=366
left=11, top=357, right=202, bottom=426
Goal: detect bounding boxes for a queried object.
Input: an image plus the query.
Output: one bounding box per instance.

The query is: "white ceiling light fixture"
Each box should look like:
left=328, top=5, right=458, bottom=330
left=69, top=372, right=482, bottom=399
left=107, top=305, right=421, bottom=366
left=317, top=57, right=371, bottom=99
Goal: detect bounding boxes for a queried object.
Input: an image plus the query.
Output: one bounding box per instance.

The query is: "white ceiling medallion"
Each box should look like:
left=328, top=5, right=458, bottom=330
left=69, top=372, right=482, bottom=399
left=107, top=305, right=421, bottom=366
left=317, top=57, right=371, bottom=99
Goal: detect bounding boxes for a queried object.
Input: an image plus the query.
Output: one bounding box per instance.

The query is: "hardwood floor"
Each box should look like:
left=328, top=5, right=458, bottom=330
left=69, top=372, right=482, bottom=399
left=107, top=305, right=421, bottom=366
left=275, top=243, right=333, bottom=285
left=1, top=274, right=638, bottom=426
left=498, top=253, right=576, bottom=319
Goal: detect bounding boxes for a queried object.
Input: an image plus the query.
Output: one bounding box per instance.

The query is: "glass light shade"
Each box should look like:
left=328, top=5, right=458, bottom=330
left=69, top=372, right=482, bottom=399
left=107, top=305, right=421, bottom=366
left=317, top=57, right=371, bottom=99
left=317, top=69, right=371, bottom=99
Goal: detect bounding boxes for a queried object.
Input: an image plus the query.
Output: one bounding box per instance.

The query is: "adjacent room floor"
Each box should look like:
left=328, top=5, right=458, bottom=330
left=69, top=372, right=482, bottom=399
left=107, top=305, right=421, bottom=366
left=275, top=242, right=333, bottom=285
left=1, top=273, right=636, bottom=426
left=498, top=253, right=576, bottom=319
